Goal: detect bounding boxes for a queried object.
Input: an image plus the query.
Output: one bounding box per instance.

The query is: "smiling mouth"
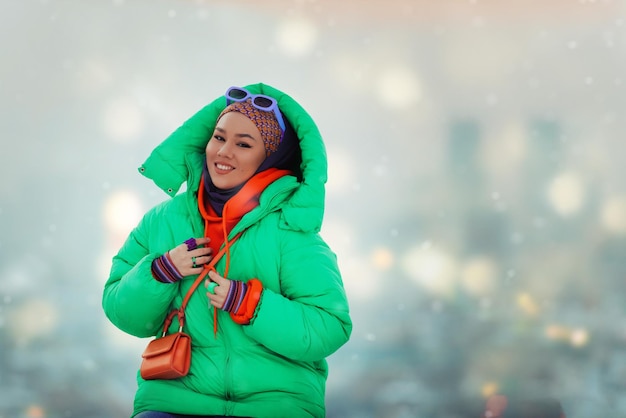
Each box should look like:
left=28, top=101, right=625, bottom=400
left=215, top=163, right=234, bottom=172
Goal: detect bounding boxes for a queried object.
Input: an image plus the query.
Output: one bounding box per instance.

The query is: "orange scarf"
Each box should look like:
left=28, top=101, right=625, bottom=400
left=197, top=168, right=291, bottom=333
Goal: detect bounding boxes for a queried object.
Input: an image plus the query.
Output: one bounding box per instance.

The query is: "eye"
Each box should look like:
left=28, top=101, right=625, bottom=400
left=237, top=142, right=252, bottom=148
left=213, top=135, right=225, bottom=142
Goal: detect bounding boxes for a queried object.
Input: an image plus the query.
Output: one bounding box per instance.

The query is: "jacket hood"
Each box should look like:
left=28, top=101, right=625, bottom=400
left=138, top=83, right=328, bottom=233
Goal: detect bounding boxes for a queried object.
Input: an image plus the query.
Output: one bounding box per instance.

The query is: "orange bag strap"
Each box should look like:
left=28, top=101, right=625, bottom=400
left=162, top=231, right=243, bottom=334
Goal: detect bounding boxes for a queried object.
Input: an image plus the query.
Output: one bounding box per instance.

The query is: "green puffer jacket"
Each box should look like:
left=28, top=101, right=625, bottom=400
left=102, top=83, right=352, bottom=418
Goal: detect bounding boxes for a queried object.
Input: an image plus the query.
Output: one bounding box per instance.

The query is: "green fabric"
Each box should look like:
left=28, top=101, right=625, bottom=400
left=102, top=83, right=352, bottom=418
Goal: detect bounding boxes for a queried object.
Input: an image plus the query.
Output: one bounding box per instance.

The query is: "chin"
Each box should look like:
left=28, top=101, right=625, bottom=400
left=211, top=177, right=240, bottom=190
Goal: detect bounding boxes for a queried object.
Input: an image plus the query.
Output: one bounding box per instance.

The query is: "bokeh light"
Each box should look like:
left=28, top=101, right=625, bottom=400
left=545, top=324, right=590, bottom=348
left=600, top=195, right=626, bottom=234
left=460, top=256, right=497, bottom=297
left=481, top=381, right=500, bottom=398
left=517, top=292, right=540, bottom=316
left=376, top=66, right=422, bottom=109
left=325, top=146, right=358, bottom=194
left=371, top=246, right=394, bottom=271
left=102, top=189, right=144, bottom=239
left=24, top=405, right=45, bottom=418
left=102, top=97, right=145, bottom=142
left=275, top=17, right=318, bottom=57
left=402, top=243, right=457, bottom=296
left=7, top=299, right=59, bottom=346
left=340, top=255, right=383, bottom=302
left=547, top=171, right=586, bottom=216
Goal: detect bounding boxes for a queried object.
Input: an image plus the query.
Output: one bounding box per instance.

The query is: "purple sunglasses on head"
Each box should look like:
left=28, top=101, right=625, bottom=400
left=225, top=86, right=286, bottom=142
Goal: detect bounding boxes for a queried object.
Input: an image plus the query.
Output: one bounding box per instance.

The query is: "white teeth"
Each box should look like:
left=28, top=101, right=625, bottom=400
left=216, top=164, right=233, bottom=171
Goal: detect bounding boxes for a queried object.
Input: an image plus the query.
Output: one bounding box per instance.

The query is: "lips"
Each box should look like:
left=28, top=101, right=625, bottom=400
left=214, top=162, right=234, bottom=174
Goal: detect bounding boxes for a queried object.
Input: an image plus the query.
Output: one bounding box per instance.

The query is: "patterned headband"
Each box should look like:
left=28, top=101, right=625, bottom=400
left=217, top=100, right=282, bottom=157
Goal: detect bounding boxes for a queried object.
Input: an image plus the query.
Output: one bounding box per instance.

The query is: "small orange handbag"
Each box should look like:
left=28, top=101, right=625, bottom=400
left=140, top=233, right=242, bottom=380
left=140, top=309, right=192, bottom=380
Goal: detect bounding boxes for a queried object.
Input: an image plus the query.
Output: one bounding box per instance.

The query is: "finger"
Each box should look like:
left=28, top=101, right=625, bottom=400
left=208, top=269, right=223, bottom=283
left=207, top=283, right=228, bottom=307
left=206, top=287, right=224, bottom=307
left=195, top=237, right=211, bottom=246
left=190, top=266, right=205, bottom=275
left=190, top=247, right=213, bottom=257
left=190, top=255, right=203, bottom=270
left=183, top=237, right=203, bottom=251
left=208, top=296, right=223, bottom=310
left=189, top=259, right=201, bottom=272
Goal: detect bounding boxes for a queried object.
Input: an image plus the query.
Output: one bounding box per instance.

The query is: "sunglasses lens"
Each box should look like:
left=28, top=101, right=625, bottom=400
left=253, top=96, right=273, bottom=109
left=228, top=88, right=248, bottom=100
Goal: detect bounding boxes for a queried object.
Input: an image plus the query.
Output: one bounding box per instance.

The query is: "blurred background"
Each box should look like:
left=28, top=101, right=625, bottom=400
left=2, top=0, right=626, bottom=417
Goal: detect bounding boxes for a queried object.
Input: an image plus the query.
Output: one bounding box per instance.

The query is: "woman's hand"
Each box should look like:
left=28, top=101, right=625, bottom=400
left=167, top=237, right=213, bottom=277
left=206, top=270, right=232, bottom=309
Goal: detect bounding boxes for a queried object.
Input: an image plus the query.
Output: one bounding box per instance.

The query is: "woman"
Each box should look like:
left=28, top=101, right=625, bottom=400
left=102, top=83, right=352, bottom=418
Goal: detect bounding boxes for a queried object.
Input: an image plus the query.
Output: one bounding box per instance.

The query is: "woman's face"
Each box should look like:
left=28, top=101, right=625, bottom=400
left=206, top=111, right=267, bottom=189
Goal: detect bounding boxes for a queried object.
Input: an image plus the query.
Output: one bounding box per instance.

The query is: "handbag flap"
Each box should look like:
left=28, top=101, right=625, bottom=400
left=142, top=333, right=185, bottom=358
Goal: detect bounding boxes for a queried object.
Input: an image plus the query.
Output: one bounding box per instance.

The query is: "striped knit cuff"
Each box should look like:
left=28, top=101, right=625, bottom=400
left=151, top=252, right=184, bottom=283
left=222, top=280, right=248, bottom=313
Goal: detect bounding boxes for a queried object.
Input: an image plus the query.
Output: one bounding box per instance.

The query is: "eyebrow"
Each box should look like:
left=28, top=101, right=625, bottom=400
left=214, top=127, right=258, bottom=141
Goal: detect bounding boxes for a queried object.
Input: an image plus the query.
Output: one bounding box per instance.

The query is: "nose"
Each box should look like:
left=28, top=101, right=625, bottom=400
left=217, top=141, right=233, bottom=158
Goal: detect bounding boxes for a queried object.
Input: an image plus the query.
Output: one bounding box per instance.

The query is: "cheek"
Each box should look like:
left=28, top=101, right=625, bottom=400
left=205, top=141, right=217, bottom=157
left=250, top=153, right=266, bottom=172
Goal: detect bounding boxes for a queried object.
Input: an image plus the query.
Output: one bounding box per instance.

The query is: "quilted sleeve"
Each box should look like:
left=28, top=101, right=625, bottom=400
left=102, top=206, right=179, bottom=338
left=242, top=229, right=352, bottom=362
